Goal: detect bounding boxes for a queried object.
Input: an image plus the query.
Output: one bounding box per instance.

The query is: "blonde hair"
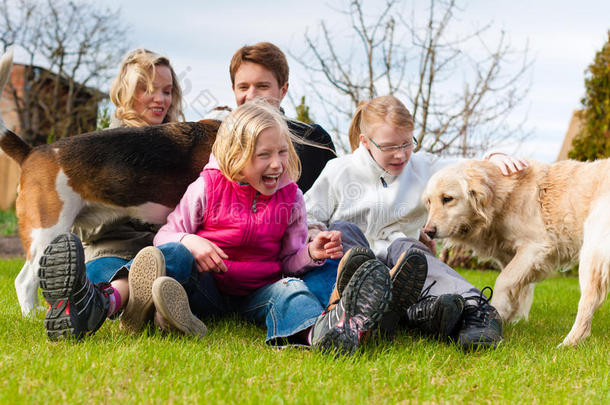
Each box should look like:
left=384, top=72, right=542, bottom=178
left=110, top=48, right=184, bottom=127
left=348, top=95, right=414, bottom=152
left=213, top=99, right=301, bottom=183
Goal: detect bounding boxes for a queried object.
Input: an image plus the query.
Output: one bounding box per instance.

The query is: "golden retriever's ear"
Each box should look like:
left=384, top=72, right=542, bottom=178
left=460, top=166, right=494, bottom=224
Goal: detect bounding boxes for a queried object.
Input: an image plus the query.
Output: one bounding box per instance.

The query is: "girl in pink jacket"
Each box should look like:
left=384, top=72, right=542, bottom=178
left=151, top=100, right=392, bottom=353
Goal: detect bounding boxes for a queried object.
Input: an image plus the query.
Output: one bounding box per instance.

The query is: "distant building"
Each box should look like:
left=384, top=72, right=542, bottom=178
left=0, top=63, right=102, bottom=210
left=556, top=110, right=585, bottom=161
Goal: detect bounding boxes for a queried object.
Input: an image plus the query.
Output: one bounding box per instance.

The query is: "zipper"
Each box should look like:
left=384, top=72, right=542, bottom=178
left=251, top=191, right=260, bottom=212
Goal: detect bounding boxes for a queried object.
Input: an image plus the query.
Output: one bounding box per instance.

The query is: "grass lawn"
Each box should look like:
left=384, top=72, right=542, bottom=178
left=0, top=258, right=608, bottom=404
left=0, top=209, right=17, bottom=236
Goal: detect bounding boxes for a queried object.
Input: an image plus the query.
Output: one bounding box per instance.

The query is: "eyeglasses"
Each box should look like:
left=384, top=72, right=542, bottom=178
left=367, top=136, right=417, bottom=152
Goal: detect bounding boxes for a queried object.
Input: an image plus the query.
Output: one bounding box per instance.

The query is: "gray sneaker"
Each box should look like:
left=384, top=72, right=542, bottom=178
left=120, top=246, right=165, bottom=333
left=152, top=276, right=207, bottom=339
left=311, top=259, right=391, bottom=355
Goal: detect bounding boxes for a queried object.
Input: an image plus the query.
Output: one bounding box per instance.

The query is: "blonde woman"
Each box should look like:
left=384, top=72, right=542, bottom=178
left=38, top=49, right=192, bottom=341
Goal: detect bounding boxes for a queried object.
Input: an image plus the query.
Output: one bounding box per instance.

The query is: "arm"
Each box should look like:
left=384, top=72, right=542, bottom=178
left=153, top=176, right=207, bottom=245
left=280, top=189, right=342, bottom=275
left=154, top=176, right=228, bottom=273
left=304, top=164, right=338, bottom=238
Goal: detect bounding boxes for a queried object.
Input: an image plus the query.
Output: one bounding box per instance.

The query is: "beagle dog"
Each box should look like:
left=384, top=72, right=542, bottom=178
left=0, top=49, right=219, bottom=315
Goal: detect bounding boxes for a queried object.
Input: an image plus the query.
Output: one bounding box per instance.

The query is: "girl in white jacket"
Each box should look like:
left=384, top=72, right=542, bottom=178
left=302, top=95, right=527, bottom=350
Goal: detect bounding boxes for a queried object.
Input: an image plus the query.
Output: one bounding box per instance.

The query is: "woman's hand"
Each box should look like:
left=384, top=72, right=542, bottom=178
left=308, top=230, right=343, bottom=261
left=181, top=234, right=228, bottom=273
left=487, top=153, right=529, bottom=175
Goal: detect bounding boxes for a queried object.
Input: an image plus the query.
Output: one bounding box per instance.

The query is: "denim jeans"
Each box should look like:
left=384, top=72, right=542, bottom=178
left=86, top=242, right=193, bottom=286
left=159, top=243, right=324, bottom=345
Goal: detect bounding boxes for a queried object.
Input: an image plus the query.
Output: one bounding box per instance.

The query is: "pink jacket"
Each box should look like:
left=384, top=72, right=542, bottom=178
left=154, top=155, right=322, bottom=295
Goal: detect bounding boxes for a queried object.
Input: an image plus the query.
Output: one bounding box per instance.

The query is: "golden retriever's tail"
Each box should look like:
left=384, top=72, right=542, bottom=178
left=0, top=47, right=31, bottom=166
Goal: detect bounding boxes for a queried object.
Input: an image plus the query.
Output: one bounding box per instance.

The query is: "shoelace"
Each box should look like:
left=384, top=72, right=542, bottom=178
left=462, top=286, right=494, bottom=327
left=413, top=280, right=438, bottom=304
left=406, top=280, right=438, bottom=321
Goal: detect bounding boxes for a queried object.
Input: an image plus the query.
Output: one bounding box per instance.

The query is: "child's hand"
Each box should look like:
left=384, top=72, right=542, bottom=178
left=487, top=153, right=529, bottom=175
left=308, top=230, right=343, bottom=261
left=419, top=229, right=437, bottom=255
left=181, top=234, right=228, bottom=273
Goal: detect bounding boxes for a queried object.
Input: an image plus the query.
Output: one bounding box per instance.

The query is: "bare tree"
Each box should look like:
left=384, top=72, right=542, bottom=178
left=290, top=0, right=532, bottom=155
left=0, top=0, right=130, bottom=145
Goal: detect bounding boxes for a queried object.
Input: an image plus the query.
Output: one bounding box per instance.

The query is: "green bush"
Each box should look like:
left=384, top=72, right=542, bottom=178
left=569, top=31, right=610, bottom=160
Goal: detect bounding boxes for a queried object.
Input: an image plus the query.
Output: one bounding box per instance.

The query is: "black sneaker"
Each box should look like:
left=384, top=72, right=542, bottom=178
left=327, top=246, right=376, bottom=310
left=405, top=290, right=465, bottom=337
left=456, top=287, right=503, bottom=350
left=377, top=248, right=429, bottom=335
left=311, top=259, right=391, bottom=354
left=38, top=233, right=110, bottom=341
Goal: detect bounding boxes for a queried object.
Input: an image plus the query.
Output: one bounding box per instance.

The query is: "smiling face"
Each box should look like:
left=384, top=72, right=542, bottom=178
left=360, top=122, right=415, bottom=176
left=132, top=65, right=173, bottom=125
left=233, top=62, right=288, bottom=107
left=239, top=125, right=290, bottom=195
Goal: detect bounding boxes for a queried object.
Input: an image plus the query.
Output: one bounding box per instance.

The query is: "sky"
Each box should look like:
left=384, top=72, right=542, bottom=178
left=24, top=0, right=610, bottom=162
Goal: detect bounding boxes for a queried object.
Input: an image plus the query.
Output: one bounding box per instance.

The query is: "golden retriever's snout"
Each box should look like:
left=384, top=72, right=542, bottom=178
left=423, top=225, right=437, bottom=239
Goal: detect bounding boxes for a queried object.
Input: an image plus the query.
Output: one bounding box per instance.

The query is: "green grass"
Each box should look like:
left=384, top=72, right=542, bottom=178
left=0, top=209, right=18, bottom=236
left=0, top=259, right=608, bottom=404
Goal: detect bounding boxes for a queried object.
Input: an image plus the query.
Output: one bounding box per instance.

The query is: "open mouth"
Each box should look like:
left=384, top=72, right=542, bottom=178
left=262, top=174, right=281, bottom=186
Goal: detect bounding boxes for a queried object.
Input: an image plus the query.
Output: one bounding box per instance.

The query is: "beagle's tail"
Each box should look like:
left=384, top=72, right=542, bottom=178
left=0, top=47, right=31, bottom=166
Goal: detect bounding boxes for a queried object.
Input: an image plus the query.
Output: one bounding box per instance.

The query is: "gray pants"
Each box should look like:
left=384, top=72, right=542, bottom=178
left=330, top=220, right=481, bottom=300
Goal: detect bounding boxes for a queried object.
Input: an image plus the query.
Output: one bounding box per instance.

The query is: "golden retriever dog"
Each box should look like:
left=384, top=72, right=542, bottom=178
left=422, top=158, right=610, bottom=346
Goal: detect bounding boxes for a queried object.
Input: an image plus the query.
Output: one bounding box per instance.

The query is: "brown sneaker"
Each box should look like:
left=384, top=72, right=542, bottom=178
left=152, top=277, right=207, bottom=339
left=120, top=246, right=165, bottom=333
left=327, top=247, right=376, bottom=310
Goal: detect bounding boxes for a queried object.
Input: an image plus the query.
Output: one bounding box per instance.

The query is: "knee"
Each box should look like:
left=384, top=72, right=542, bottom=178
left=329, top=220, right=357, bottom=232
left=158, top=242, right=195, bottom=283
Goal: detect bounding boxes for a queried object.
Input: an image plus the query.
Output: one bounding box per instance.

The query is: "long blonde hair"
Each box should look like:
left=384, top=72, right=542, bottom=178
left=213, top=99, right=301, bottom=183
left=110, top=48, right=184, bottom=127
left=348, top=95, right=414, bottom=151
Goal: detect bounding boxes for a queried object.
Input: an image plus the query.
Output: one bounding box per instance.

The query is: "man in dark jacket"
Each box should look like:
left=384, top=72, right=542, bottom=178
left=229, top=42, right=336, bottom=192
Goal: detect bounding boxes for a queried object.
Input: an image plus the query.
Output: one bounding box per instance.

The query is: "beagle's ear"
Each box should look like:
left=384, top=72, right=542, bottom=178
left=460, top=165, right=494, bottom=224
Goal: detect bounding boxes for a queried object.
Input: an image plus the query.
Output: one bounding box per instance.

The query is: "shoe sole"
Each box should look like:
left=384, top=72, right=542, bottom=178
left=120, top=247, right=165, bottom=333
left=38, top=233, right=83, bottom=341
left=336, top=247, right=376, bottom=295
left=318, top=260, right=391, bottom=354
left=152, top=277, right=207, bottom=339
left=389, top=249, right=428, bottom=314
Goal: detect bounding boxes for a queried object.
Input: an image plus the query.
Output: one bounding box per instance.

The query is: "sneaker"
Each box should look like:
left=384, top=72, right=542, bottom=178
left=311, top=259, right=391, bottom=355
left=405, top=291, right=465, bottom=337
left=456, top=287, right=503, bottom=350
left=327, top=246, right=376, bottom=310
left=38, top=233, right=110, bottom=341
left=152, top=277, right=207, bottom=339
left=120, top=246, right=166, bottom=333
left=376, top=248, right=429, bottom=335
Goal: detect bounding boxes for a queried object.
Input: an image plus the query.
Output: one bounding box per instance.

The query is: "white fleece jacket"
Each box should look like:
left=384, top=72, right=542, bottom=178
left=304, top=145, right=455, bottom=260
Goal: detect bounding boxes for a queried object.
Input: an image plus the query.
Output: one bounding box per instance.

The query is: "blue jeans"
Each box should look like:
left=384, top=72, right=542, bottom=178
left=160, top=243, right=324, bottom=345
left=86, top=242, right=194, bottom=286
